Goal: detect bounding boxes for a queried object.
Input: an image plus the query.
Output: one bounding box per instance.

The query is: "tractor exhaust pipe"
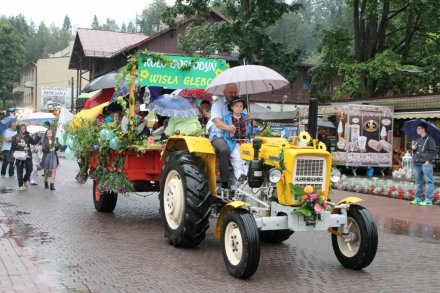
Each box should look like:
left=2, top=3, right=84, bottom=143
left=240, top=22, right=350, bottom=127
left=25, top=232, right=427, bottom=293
left=308, top=85, right=318, bottom=139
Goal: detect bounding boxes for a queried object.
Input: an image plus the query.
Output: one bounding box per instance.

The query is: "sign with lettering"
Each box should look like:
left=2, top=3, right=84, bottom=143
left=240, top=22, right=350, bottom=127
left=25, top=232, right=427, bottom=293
left=138, top=55, right=228, bottom=89
left=41, top=86, right=75, bottom=110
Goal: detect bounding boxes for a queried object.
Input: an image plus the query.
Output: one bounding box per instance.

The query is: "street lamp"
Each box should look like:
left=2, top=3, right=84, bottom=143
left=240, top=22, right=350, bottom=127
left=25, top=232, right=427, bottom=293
left=402, top=151, right=413, bottom=179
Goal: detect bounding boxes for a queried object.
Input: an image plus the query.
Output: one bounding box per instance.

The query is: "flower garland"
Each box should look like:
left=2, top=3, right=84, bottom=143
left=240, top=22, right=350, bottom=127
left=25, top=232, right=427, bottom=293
left=290, top=184, right=332, bottom=220
left=333, top=176, right=440, bottom=204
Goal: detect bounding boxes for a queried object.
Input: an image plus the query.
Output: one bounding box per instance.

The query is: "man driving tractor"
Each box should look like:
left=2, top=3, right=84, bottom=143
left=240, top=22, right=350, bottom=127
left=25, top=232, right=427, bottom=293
left=209, top=83, right=246, bottom=189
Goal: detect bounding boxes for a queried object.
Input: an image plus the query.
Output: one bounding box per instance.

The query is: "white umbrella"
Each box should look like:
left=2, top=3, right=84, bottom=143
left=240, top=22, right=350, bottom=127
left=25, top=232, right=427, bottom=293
left=206, top=65, right=289, bottom=95
left=27, top=125, right=47, bottom=135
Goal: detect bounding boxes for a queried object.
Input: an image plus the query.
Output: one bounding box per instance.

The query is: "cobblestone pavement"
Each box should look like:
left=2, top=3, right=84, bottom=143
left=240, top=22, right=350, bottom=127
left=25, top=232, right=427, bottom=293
left=0, top=158, right=439, bottom=293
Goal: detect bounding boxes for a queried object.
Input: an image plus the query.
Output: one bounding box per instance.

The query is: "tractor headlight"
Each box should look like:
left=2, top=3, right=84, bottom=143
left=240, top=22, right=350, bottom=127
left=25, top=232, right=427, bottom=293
left=330, top=169, right=342, bottom=183
left=268, top=168, right=282, bottom=184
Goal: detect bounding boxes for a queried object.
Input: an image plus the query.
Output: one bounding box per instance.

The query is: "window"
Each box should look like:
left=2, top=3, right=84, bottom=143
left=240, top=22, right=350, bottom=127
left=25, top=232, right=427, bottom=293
left=303, top=76, right=311, bottom=91
left=325, top=82, right=332, bottom=93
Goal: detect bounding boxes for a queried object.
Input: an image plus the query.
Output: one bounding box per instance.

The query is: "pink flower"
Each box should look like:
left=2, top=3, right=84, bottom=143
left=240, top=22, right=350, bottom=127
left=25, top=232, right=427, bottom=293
left=310, top=193, right=318, bottom=201
left=314, top=204, right=323, bottom=214
left=322, top=201, right=328, bottom=208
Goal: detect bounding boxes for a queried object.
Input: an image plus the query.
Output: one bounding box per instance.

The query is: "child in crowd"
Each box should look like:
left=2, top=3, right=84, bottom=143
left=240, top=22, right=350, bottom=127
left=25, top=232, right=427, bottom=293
left=30, top=144, right=42, bottom=185
left=223, top=97, right=250, bottom=181
left=112, top=111, right=123, bottom=124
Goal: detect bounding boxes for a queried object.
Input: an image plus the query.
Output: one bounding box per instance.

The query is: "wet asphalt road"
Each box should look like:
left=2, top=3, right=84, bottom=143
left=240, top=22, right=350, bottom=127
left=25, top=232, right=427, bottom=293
left=0, top=158, right=439, bottom=293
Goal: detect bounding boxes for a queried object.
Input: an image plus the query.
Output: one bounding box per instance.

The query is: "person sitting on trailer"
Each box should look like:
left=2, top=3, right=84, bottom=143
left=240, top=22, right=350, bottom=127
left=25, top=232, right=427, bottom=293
left=121, top=99, right=149, bottom=135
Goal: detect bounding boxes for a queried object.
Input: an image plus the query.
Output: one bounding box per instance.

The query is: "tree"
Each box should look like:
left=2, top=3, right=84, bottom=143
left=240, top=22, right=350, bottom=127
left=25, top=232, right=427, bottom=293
left=120, top=22, right=128, bottom=32
left=0, top=23, right=26, bottom=108
left=101, top=18, right=119, bottom=31
left=62, top=15, right=72, bottom=32
left=127, top=21, right=136, bottom=33
left=268, top=0, right=352, bottom=61
left=311, top=0, right=440, bottom=98
left=138, top=0, right=168, bottom=35
left=91, top=15, right=100, bottom=29
left=163, top=0, right=302, bottom=82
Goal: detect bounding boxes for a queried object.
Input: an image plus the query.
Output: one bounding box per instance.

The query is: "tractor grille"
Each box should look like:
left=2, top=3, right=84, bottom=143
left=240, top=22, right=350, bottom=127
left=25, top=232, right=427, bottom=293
left=292, top=157, right=326, bottom=192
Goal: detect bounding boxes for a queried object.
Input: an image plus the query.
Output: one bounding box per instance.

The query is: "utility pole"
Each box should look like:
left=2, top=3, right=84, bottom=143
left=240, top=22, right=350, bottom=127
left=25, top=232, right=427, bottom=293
left=307, top=85, right=318, bottom=139
left=71, top=77, right=74, bottom=112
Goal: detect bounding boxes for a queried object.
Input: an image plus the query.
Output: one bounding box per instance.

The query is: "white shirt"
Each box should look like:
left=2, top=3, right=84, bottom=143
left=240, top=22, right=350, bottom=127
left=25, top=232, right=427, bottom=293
left=2, top=128, right=15, bottom=151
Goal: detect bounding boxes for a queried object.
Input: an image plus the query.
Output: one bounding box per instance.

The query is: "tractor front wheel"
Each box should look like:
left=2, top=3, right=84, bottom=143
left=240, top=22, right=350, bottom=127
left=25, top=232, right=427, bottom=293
left=332, top=205, right=378, bottom=269
left=221, top=209, right=260, bottom=278
left=93, top=180, right=118, bottom=213
left=159, top=152, right=211, bottom=248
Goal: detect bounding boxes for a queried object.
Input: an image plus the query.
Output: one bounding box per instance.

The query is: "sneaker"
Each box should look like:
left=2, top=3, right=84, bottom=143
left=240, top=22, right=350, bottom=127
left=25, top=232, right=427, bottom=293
left=410, top=198, right=422, bottom=204
left=18, top=186, right=26, bottom=191
left=23, top=181, right=29, bottom=188
left=30, top=182, right=38, bottom=186
left=419, top=200, right=433, bottom=206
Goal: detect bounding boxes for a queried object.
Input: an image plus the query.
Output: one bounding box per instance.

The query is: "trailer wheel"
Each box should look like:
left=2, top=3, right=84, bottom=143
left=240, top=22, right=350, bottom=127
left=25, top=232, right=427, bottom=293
left=332, top=205, right=378, bottom=269
left=221, top=209, right=260, bottom=278
left=93, top=180, right=118, bottom=213
left=159, top=152, right=211, bottom=248
left=260, top=230, right=294, bottom=243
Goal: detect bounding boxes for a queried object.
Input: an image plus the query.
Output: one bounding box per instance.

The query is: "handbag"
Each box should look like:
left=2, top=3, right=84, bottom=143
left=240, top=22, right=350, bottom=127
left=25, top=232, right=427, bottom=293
left=13, top=151, right=27, bottom=161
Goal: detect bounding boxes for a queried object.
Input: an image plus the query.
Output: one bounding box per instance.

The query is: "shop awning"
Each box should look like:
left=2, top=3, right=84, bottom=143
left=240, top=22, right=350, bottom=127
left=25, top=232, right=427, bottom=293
left=394, top=111, right=440, bottom=119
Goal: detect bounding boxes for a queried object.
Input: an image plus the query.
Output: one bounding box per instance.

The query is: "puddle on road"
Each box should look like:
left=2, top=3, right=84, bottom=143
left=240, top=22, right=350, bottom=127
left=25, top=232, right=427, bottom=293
left=0, top=205, right=62, bottom=290
left=0, top=186, right=14, bottom=193
left=379, top=217, right=440, bottom=242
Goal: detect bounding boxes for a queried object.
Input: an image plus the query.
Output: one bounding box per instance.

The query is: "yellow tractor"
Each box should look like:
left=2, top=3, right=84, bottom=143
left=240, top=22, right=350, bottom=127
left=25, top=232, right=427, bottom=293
left=159, top=118, right=378, bottom=278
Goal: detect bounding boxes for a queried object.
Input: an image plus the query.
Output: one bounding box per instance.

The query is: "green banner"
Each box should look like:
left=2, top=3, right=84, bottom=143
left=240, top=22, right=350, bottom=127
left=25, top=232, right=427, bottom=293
left=138, top=55, right=228, bottom=89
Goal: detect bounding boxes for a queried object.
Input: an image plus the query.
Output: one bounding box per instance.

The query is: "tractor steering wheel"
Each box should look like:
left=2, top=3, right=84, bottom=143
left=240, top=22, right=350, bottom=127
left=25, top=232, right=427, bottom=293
left=232, top=118, right=268, bottom=139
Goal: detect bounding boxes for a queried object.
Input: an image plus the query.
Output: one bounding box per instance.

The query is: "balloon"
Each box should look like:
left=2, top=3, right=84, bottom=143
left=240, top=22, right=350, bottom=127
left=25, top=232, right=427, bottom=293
left=105, top=130, right=115, bottom=141
left=109, top=138, right=120, bottom=150
left=66, top=136, right=74, bottom=149
left=99, top=128, right=115, bottom=141
left=93, top=144, right=100, bottom=151
left=64, top=147, right=75, bottom=160
left=99, top=129, right=108, bottom=140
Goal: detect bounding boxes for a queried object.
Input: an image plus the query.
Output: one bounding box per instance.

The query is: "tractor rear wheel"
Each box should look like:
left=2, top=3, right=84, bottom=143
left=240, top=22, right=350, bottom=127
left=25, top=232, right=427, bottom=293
left=331, top=205, right=378, bottom=269
left=221, top=209, right=260, bottom=278
left=159, top=152, right=211, bottom=248
left=260, top=230, right=294, bottom=243
left=93, top=180, right=118, bottom=213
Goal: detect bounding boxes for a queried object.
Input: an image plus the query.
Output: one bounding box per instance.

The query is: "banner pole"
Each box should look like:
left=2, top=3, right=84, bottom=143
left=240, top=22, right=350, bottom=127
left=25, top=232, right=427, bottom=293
left=129, top=66, right=137, bottom=119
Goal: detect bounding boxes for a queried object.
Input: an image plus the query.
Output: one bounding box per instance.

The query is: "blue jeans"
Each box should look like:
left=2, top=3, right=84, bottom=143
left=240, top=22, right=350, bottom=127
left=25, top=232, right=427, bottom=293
left=413, top=163, right=434, bottom=203
left=1, top=150, right=14, bottom=176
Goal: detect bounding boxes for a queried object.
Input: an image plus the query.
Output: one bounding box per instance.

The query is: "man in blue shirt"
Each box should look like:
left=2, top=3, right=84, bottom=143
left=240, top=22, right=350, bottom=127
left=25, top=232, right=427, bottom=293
left=210, top=83, right=241, bottom=189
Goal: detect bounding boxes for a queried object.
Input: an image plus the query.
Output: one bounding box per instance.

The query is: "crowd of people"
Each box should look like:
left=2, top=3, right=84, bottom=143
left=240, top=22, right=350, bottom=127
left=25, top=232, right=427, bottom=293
left=1, top=117, right=59, bottom=191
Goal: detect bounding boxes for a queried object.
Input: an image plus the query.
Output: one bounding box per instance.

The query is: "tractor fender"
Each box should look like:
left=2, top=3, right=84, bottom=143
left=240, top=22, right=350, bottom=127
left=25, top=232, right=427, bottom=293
left=162, top=136, right=217, bottom=195
left=214, top=201, right=249, bottom=239
left=336, top=196, right=364, bottom=206
left=161, top=136, right=215, bottom=160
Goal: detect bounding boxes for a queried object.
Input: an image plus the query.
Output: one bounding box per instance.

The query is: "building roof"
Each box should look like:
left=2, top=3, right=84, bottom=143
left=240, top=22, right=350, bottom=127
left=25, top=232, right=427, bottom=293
left=121, top=9, right=229, bottom=54
left=76, top=28, right=148, bottom=58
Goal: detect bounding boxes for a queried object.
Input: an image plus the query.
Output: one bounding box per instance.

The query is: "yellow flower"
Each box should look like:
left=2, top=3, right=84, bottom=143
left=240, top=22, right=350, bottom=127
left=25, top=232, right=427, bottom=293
left=140, top=69, right=150, bottom=79
left=318, top=141, right=327, bottom=150
left=299, top=131, right=311, bottom=143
